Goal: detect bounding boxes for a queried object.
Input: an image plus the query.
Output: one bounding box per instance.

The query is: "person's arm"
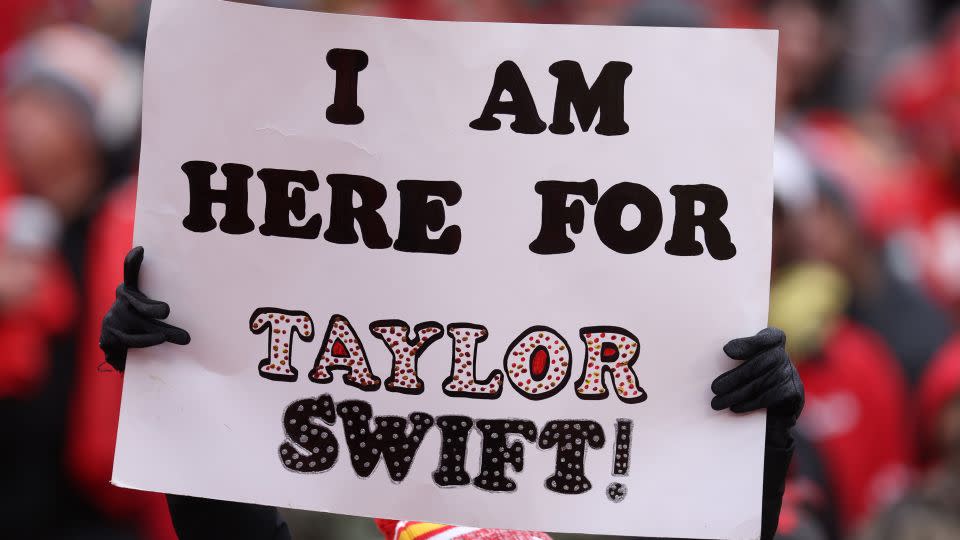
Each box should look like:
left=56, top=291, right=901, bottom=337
left=711, top=328, right=804, bottom=540
left=100, top=247, right=291, bottom=540
left=166, top=495, right=292, bottom=540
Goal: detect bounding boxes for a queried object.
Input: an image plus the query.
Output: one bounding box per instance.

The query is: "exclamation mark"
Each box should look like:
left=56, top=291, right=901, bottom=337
left=606, top=418, right=632, bottom=502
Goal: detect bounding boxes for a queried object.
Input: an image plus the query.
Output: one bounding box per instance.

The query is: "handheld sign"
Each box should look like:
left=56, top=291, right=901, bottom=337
left=114, top=0, right=778, bottom=537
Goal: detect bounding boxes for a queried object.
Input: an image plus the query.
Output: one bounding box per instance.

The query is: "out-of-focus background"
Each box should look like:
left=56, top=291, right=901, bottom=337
left=3, top=1, right=960, bottom=539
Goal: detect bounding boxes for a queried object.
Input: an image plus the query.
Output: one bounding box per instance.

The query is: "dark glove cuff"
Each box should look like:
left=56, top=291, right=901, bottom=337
left=760, top=436, right=795, bottom=540
left=166, top=494, right=292, bottom=540
left=766, top=415, right=795, bottom=450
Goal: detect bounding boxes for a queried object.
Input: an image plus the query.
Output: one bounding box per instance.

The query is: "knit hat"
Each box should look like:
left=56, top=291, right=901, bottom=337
left=4, top=24, right=142, bottom=153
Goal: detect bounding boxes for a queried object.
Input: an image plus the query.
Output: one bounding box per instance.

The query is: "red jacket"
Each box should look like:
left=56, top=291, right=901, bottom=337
left=64, top=180, right=177, bottom=539
left=917, top=336, right=960, bottom=463
left=796, top=320, right=915, bottom=532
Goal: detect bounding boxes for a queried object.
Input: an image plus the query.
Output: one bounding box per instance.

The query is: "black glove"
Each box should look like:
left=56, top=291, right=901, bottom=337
left=99, top=246, right=191, bottom=372
left=711, top=327, right=803, bottom=540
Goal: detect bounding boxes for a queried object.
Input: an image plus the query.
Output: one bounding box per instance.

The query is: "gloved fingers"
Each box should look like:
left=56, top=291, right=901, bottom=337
left=711, top=346, right=784, bottom=395
left=729, top=375, right=795, bottom=414
left=723, top=327, right=785, bottom=360
left=117, top=285, right=171, bottom=319
left=123, top=246, right=146, bottom=289
left=147, top=318, right=192, bottom=346
left=103, top=325, right=168, bottom=349
left=711, top=364, right=784, bottom=411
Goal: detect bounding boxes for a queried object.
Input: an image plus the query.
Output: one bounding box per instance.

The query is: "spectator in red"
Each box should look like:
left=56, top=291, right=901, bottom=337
left=0, top=25, right=174, bottom=540
left=855, top=337, right=960, bottom=539
left=797, top=168, right=952, bottom=385
left=770, top=134, right=915, bottom=534
left=878, top=15, right=960, bottom=320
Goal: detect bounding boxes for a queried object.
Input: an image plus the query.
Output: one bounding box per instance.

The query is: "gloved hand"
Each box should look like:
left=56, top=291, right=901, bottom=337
left=99, top=246, right=190, bottom=372
left=711, top=327, right=803, bottom=540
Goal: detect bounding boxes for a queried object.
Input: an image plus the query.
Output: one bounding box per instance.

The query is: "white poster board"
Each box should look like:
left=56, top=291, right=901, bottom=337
left=114, top=0, right=777, bottom=538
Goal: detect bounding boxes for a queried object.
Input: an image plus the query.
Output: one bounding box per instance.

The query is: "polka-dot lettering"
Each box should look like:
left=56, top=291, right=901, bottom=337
left=432, top=415, right=473, bottom=487
left=369, top=320, right=444, bottom=395
left=574, top=326, right=647, bottom=404
left=250, top=308, right=314, bottom=382
left=538, top=420, right=605, bottom=494
left=278, top=395, right=338, bottom=473
left=503, top=326, right=572, bottom=400
left=612, top=419, right=632, bottom=476
left=336, top=400, right=433, bottom=483
left=606, top=482, right=627, bottom=503
left=473, top=420, right=537, bottom=492
left=309, top=314, right=381, bottom=391
left=442, top=324, right=503, bottom=399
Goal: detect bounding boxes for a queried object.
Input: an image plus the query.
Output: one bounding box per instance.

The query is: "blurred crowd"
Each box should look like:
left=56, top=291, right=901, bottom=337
left=3, top=1, right=960, bottom=539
